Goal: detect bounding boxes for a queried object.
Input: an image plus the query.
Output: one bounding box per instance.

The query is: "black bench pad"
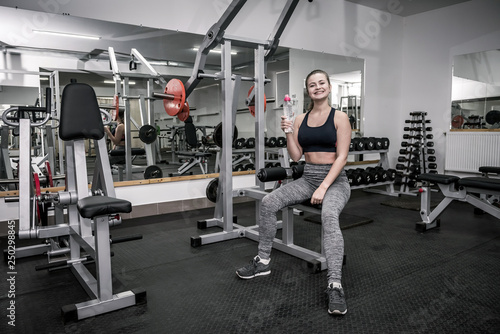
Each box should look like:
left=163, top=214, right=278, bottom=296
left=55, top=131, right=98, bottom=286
left=110, top=148, right=146, bottom=156
left=479, top=166, right=500, bottom=174
left=417, top=173, right=460, bottom=184
left=77, top=196, right=132, bottom=219
left=458, top=177, right=500, bottom=192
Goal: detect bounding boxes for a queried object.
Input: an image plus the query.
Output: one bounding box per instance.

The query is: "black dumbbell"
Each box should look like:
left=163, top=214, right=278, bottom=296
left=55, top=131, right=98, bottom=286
left=276, top=137, right=287, bottom=147
left=426, top=141, right=434, bottom=147
left=267, top=137, right=277, bottom=148
left=396, top=163, right=407, bottom=170
left=386, top=169, right=397, bottom=181
left=352, top=138, right=365, bottom=151
left=245, top=137, right=255, bottom=148
left=381, top=137, right=390, bottom=149
left=428, top=163, right=437, bottom=169
left=410, top=111, right=427, bottom=116
left=234, top=138, right=246, bottom=149
left=428, top=156, right=436, bottom=162
left=427, top=149, right=435, bottom=155
left=403, top=134, right=423, bottom=140
left=365, top=137, right=376, bottom=150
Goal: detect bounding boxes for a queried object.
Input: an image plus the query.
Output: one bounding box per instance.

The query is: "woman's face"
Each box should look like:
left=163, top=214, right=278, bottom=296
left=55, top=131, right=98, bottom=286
left=306, top=73, right=331, bottom=101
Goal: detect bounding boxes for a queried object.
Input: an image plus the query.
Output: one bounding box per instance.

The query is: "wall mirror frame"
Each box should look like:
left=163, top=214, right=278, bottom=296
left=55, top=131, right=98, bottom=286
left=451, top=49, right=500, bottom=131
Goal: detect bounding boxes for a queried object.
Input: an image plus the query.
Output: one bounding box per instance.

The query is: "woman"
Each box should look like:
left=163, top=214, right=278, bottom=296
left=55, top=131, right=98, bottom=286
left=236, top=69, right=352, bottom=315
left=104, top=109, right=126, bottom=165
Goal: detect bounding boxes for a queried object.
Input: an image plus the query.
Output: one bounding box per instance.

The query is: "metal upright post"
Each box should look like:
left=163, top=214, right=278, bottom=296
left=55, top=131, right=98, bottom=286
left=123, top=78, right=132, bottom=180
left=221, top=40, right=234, bottom=232
left=254, top=44, right=266, bottom=222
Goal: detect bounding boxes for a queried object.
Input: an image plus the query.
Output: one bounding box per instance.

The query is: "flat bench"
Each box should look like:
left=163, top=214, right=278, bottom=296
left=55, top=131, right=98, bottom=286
left=175, top=151, right=212, bottom=175
left=416, top=167, right=500, bottom=232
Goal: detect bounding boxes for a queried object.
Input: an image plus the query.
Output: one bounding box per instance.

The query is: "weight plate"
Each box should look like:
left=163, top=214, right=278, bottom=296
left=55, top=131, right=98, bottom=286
left=485, top=109, right=500, bottom=125
left=213, top=122, right=238, bottom=148
left=144, top=165, right=163, bottom=179
left=139, top=125, right=157, bottom=144
left=247, top=86, right=267, bottom=117
left=163, top=79, right=185, bottom=116
left=177, top=102, right=190, bottom=122
left=451, top=115, right=465, bottom=129
left=206, top=178, right=219, bottom=203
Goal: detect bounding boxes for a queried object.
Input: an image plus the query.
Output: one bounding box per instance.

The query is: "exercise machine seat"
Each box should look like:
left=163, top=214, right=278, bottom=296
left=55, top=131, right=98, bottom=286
left=77, top=196, right=132, bottom=219
left=479, top=166, right=500, bottom=174
left=109, top=148, right=146, bottom=156
left=458, top=177, right=500, bottom=192
left=417, top=173, right=460, bottom=184
left=59, top=83, right=104, bottom=141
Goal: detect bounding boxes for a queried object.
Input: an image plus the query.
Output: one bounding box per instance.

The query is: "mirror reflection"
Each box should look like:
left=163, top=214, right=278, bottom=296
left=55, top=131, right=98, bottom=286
left=451, top=50, right=500, bottom=130
left=0, top=14, right=364, bottom=185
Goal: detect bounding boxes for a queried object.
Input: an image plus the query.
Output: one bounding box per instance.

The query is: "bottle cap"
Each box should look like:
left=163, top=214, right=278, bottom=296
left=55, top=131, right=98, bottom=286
left=284, top=94, right=291, bottom=102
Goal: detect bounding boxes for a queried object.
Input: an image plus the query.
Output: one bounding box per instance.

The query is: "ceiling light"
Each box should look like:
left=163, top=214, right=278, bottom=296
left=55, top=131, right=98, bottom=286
left=192, top=47, right=237, bottom=55
left=32, top=29, right=101, bottom=40
left=104, top=80, right=135, bottom=85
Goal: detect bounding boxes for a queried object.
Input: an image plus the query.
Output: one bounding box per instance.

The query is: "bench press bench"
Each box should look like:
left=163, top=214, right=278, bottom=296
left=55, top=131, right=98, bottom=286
left=416, top=166, right=500, bottom=232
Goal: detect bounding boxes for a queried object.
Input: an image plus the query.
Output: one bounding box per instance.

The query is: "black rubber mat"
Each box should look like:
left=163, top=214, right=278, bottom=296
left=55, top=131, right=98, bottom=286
left=1, top=190, right=499, bottom=334
left=380, top=197, right=440, bottom=211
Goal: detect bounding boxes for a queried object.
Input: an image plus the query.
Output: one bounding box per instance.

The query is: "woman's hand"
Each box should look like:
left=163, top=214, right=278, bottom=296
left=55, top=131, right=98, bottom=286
left=311, top=186, right=327, bottom=205
left=280, top=115, right=294, bottom=133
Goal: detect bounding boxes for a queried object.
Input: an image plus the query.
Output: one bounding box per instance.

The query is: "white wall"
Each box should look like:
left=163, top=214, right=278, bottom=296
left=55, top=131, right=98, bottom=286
left=401, top=0, right=500, bottom=173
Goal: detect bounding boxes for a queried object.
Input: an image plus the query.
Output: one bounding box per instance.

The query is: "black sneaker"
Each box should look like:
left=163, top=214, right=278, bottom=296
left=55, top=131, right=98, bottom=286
left=236, top=256, right=271, bottom=279
left=326, top=284, right=347, bottom=315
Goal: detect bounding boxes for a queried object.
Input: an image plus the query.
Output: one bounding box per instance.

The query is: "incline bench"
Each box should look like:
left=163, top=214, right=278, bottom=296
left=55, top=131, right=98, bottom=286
left=416, top=166, right=500, bottom=231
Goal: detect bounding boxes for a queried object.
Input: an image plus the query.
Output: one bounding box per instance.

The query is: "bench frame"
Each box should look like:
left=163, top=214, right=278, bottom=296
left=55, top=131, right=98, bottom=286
left=417, top=172, right=500, bottom=232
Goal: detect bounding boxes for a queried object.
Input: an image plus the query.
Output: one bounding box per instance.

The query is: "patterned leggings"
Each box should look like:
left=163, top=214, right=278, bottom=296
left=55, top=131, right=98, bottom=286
left=258, top=163, right=351, bottom=284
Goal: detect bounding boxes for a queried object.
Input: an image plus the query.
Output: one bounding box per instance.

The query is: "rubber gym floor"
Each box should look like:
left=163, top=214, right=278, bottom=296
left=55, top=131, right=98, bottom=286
left=1, top=189, right=499, bottom=334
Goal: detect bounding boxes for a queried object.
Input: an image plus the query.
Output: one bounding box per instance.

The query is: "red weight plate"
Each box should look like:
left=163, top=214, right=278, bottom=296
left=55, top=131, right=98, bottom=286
left=247, top=86, right=266, bottom=117
left=451, top=115, right=464, bottom=129
left=163, top=79, right=186, bottom=116
left=177, top=102, right=190, bottom=122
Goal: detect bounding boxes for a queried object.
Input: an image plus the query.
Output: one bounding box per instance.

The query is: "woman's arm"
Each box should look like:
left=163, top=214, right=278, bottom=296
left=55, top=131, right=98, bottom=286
left=105, top=123, right=125, bottom=146
left=310, top=111, right=351, bottom=204
left=282, top=113, right=305, bottom=162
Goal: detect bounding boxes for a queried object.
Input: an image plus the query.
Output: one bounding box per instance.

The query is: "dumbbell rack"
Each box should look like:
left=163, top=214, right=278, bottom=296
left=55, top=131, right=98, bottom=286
left=347, top=147, right=397, bottom=196
left=396, top=111, right=436, bottom=195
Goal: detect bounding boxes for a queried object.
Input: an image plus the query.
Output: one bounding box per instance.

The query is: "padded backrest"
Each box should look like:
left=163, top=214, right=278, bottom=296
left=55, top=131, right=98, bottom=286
left=184, top=116, right=198, bottom=148
left=59, top=83, right=104, bottom=141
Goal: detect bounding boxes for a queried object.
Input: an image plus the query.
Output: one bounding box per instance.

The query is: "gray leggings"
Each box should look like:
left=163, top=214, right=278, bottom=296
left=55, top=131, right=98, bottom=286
left=258, top=163, right=351, bottom=284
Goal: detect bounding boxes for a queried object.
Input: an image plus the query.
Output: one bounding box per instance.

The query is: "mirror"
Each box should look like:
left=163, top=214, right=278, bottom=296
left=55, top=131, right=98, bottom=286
left=0, top=10, right=364, bottom=183
left=451, top=50, right=500, bottom=130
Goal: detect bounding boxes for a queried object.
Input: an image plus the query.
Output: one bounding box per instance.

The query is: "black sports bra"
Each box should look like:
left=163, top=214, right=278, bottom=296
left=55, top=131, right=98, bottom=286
left=297, top=108, right=337, bottom=153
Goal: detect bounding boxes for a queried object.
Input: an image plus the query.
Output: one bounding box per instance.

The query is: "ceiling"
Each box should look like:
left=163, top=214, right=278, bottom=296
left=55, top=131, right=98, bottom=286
left=345, top=0, right=471, bottom=17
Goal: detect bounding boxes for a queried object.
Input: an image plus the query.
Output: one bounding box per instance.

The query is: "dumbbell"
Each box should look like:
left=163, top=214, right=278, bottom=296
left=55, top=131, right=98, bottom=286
left=351, top=138, right=365, bottom=151
left=266, top=137, right=277, bottom=148
left=428, top=163, right=437, bottom=170
left=398, top=156, right=420, bottom=164
left=365, top=137, right=376, bottom=150
left=351, top=169, right=367, bottom=185
left=427, top=149, right=435, bottom=155
left=404, top=127, right=422, bottom=132
left=410, top=111, right=427, bottom=116
left=426, top=142, right=434, bottom=147
left=424, top=134, right=433, bottom=139
left=386, top=169, right=397, bottom=181
left=276, top=136, right=287, bottom=147
left=403, top=134, right=423, bottom=140
left=396, top=163, right=407, bottom=171
left=427, top=156, right=436, bottom=162
left=409, top=165, right=421, bottom=173
left=399, top=149, right=420, bottom=156
left=245, top=137, right=255, bottom=148
left=380, top=137, right=390, bottom=149
left=401, top=142, right=421, bottom=148
left=233, top=138, right=246, bottom=149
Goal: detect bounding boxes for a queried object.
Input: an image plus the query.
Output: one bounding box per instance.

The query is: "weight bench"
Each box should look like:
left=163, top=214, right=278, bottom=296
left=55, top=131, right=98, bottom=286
left=110, top=148, right=146, bottom=181
left=173, top=116, right=211, bottom=175
left=416, top=167, right=500, bottom=232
